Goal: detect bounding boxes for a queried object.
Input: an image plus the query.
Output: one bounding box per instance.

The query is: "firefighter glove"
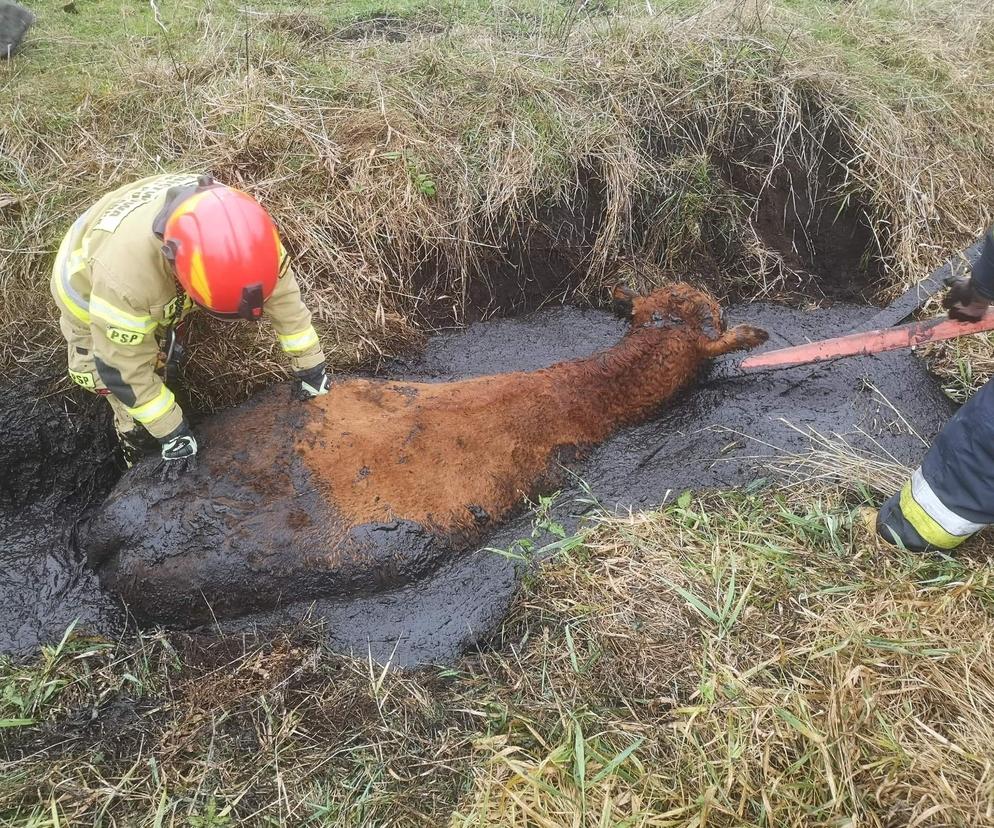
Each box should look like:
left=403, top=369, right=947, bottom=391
left=943, top=276, right=991, bottom=322
left=157, top=422, right=198, bottom=482
left=294, top=363, right=330, bottom=400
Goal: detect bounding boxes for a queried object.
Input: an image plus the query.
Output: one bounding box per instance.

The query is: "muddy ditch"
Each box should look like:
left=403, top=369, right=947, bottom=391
left=0, top=129, right=948, bottom=666
left=0, top=293, right=953, bottom=666
left=411, top=142, right=887, bottom=332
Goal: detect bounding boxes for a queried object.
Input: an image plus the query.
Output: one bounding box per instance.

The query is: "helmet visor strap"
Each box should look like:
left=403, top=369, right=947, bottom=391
left=238, top=283, right=265, bottom=320
left=193, top=285, right=266, bottom=322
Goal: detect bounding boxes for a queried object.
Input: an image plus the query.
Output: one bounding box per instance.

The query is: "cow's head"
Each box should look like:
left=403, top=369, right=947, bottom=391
left=611, top=283, right=723, bottom=337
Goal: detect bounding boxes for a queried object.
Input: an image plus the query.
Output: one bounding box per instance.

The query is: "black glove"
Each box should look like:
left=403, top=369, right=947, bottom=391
left=294, top=363, right=330, bottom=400
left=942, top=276, right=991, bottom=322
left=156, top=422, right=198, bottom=482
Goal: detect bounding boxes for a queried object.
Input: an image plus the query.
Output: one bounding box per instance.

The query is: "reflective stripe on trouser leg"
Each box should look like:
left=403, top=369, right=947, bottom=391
left=278, top=325, right=319, bottom=354
left=888, top=468, right=984, bottom=550
left=124, top=385, right=176, bottom=427
left=878, top=376, right=994, bottom=551
left=60, top=313, right=136, bottom=436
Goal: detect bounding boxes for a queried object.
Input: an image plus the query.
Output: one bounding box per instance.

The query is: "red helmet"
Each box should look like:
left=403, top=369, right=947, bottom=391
left=160, top=176, right=282, bottom=320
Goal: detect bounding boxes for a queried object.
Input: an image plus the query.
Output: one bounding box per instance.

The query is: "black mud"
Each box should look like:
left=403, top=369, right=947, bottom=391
left=0, top=303, right=953, bottom=665
left=0, top=380, right=122, bottom=654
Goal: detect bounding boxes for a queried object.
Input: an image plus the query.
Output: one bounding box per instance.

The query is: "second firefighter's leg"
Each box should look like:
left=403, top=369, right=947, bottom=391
left=877, top=377, right=994, bottom=551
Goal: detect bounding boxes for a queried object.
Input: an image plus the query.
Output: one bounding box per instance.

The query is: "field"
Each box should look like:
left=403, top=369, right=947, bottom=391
left=3, top=0, right=994, bottom=825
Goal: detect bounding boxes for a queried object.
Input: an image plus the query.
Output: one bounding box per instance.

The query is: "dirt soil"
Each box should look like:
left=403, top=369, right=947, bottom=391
left=0, top=301, right=953, bottom=665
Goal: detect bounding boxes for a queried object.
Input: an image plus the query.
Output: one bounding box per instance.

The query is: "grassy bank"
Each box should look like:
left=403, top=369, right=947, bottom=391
left=4, top=474, right=994, bottom=825
left=3, top=0, right=994, bottom=406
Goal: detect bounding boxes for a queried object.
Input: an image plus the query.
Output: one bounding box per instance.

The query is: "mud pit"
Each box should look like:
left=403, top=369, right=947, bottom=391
left=0, top=300, right=953, bottom=665
left=0, top=384, right=123, bottom=653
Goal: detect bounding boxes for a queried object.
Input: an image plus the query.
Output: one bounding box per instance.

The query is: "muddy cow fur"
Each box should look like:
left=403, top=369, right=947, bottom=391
left=84, top=283, right=768, bottom=626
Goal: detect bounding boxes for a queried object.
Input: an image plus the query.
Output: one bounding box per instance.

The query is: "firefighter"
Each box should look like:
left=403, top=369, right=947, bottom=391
left=51, top=173, right=329, bottom=476
left=877, top=227, right=994, bottom=551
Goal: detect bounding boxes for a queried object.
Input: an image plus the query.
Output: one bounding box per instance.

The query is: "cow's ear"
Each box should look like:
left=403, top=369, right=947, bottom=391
left=611, top=284, right=637, bottom=317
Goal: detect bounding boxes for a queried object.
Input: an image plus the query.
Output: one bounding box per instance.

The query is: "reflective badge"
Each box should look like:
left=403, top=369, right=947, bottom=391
left=107, top=327, right=145, bottom=346
left=163, top=294, right=194, bottom=323
left=69, top=370, right=96, bottom=389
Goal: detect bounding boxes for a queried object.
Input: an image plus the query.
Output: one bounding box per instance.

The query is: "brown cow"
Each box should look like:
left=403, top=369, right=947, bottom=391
left=85, top=283, right=767, bottom=625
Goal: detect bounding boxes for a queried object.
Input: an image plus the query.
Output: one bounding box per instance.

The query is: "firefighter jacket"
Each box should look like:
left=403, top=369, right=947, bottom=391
left=50, top=173, right=325, bottom=439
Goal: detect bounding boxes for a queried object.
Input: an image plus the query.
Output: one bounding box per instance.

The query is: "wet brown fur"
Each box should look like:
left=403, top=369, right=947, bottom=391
left=297, top=283, right=767, bottom=540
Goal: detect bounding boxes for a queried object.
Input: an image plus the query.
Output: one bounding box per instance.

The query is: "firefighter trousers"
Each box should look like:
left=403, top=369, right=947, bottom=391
left=877, top=376, right=994, bottom=551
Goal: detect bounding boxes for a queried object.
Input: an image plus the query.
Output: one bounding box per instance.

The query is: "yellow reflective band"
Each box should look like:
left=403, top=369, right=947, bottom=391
left=54, top=270, right=91, bottom=324
left=91, top=296, right=157, bottom=333
left=188, top=247, right=212, bottom=307
left=899, top=482, right=967, bottom=550
left=278, top=326, right=319, bottom=354
left=125, top=385, right=176, bottom=425
left=53, top=235, right=91, bottom=324
left=52, top=232, right=71, bottom=281
left=910, top=469, right=985, bottom=536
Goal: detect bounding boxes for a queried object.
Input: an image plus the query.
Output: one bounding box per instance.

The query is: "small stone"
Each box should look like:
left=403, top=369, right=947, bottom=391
left=0, top=1, right=34, bottom=57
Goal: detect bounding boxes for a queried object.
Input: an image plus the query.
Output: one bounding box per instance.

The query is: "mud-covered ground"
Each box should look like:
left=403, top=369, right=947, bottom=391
left=0, top=383, right=123, bottom=654
left=0, top=301, right=954, bottom=665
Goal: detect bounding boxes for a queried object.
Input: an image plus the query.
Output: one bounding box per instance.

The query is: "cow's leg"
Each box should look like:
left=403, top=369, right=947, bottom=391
left=701, top=325, right=768, bottom=357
